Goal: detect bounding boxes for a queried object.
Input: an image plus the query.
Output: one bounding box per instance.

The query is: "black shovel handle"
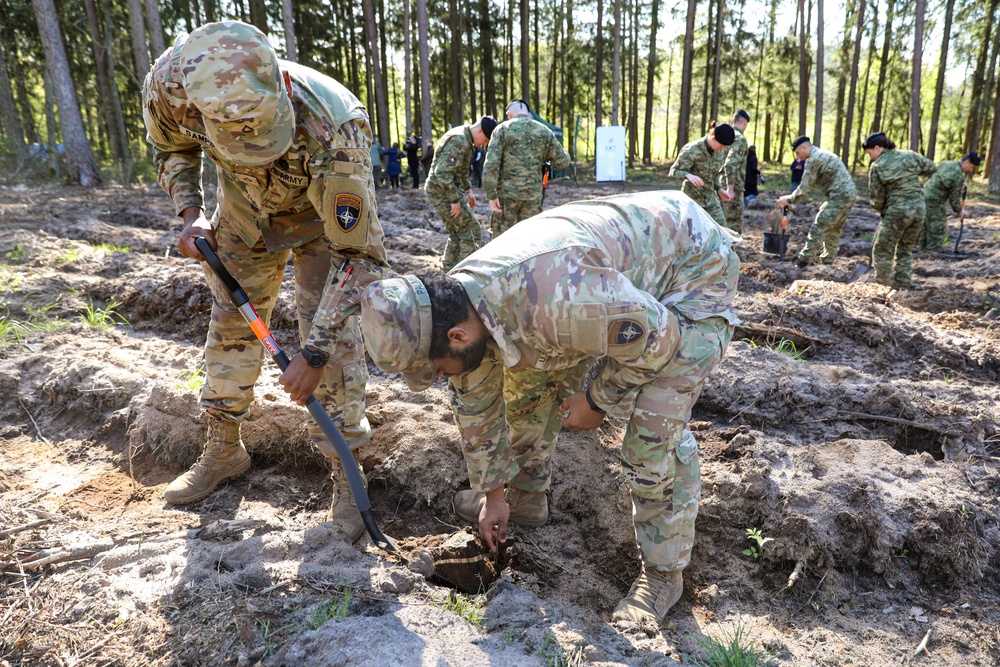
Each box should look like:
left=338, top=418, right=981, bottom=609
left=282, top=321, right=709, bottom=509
left=194, top=237, right=395, bottom=552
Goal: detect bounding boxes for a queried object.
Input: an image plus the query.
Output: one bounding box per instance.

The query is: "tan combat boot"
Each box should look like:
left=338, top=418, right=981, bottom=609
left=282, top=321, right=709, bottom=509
left=612, top=567, right=684, bottom=624
left=329, top=459, right=367, bottom=543
left=163, top=421, right=251, bottom=505
left=452, top=486, right=549, bottom=527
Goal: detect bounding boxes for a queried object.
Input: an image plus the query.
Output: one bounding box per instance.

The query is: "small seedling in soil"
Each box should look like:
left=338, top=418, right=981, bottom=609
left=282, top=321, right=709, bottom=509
left=860, top=233, right=874, bottom=242
left=690, top=618, right=781, bottom=667
left=174, top=365, right=206, bottom=392
left=0, top=315, right=31, bottom=348
left=766, top=339, right=808, bottom=361
left=58, top=248, right=84, bottom=264
left=892, top=549, right=910, bottom=560
left=743, top=528, right=774, bottom=559
left=960, top=504, right=976, bottom=519
left=81, top=299, right=129, bottom=331
left=91, top=242, right=133, bottom=253
left=0, top=267, right=21, bottom=291
left=537, top=633, right=586, bottom=667
left=6, top=244, right=27, bottom=262
left=441, top=591, right=485, bottom=627
left=309, top=586, right=352, bottom=629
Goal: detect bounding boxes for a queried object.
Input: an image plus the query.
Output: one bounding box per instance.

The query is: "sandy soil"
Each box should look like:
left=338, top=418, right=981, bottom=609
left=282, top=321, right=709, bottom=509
left=1, top=176, right=999, bottom=667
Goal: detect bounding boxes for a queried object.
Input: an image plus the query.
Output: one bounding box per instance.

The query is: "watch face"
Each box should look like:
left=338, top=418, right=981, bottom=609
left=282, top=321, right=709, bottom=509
left=304, top=349, right=327, bottom=367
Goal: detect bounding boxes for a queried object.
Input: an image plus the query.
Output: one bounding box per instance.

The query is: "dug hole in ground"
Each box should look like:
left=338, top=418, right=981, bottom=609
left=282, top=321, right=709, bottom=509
left=1, top=178, right=999, bottom=666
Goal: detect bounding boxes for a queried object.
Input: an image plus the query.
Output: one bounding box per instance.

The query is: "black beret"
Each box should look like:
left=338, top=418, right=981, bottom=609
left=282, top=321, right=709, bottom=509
left=480, top=116, right=498, bottom=139
left=735, top=109, right=751, bottom=122
left=713, top=123, right=736, bottom=146
left=792, top=136, right=810, bottom=150
left=964, top=151, right=982, bottom=166
left=862, top=132, right=888, bottom=150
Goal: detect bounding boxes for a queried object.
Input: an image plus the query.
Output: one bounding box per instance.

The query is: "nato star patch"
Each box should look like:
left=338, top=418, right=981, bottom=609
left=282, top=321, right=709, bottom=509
left=609, top=320, right=645, bottom=346
left=449, top=155, right=456, bottom=163
left=334, top=194, right=363, bottom=232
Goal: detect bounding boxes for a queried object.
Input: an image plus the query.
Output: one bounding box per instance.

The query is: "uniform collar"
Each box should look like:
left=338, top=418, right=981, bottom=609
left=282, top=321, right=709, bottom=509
left=451, top=271, right=522, bottom=367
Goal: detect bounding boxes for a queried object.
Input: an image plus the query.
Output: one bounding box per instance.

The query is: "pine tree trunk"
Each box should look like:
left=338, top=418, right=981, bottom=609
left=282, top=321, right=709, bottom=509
left=971, top=16, right=1000, bottom=154
left=145, top=0, right=166, bottom=58
left=480, top=0, right=496, bottom=118
left=611, top=0, right=622, bottom=125
left=595, top=0, right=605, bottom=127
left=33, top=0, right=101, bottom=185
left=519, top=0, right=529, bottom=101
left=989, top=76, right=1000, bottom=191
left=0, top=40, right=25, bottom=158
left=465, top=0, right=477, bottom=118
left=127, top=0, right=151, bottom=81
left=83, top=0, right=127, bottom=162
left=762, top=0, right=778, bottom=161
left=841, top=0, right=865, bottom=165
left=797, top=0, right=808, bottom=136
left=677, top=0, right=696, bottom=150
left=871, top=0, right=893, bottom=132
left=362, top=0, right=391, bottom=144
left=852, top=1, right=878, bottom=172
left=963, top=0, right=998, bottom=152
left=927, top=0, right=954, bottom=160
left=628, top=0, right=639, bottom=163
left=282, top=0, right=297, bottom=61
left=701, top=0, right=713, bottom=133
left=534, top=0, right=540, bottom=111
left=249, top=0, right=267, bottom=33
left=642, top=0, right=660, bottom=163
left=710, top=0, right=722, bottom=122
left=909, top=0, right=925, bottom=151
left=404, top=0, right=412, bottom=131
left=203, top=0, right=216, bottom=22
left=448, top=0, right=463, bottom=125
left=814, top=0, right=824, bottom=144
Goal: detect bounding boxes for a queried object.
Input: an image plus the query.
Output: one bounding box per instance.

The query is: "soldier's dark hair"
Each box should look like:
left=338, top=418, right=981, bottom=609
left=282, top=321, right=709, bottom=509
left=862, top=132, right=895, bottom=150
left=415, top=272, right=473, bottom=358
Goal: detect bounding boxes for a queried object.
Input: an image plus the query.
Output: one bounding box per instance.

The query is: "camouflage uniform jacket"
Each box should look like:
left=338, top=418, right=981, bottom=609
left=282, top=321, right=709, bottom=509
left=481, top=117, right=571, bottom=201
left=868, top=149, right=937, bottom=214
left=923, top=160, right=965, bottom=214
left=787, top=147, right=856, bottom=203
left=669, top=138, right=724, bottom=204
left=424, top=125, right=474, bottom=203
left=448, top=192, right=741, bottom=492
left=143, top=35, right=388, bottom=352
left=720, top=129, right=748, bottom=192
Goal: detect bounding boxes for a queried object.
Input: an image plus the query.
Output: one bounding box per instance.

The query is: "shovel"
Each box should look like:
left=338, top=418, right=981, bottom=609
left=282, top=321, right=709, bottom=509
left=194, top=237, right=397, bottom=553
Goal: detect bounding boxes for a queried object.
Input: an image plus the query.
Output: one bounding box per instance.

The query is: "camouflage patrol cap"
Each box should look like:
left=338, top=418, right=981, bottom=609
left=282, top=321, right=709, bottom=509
left=360, top=276, right=436, bottom=391
left=181, top=21, right=294, bottom=166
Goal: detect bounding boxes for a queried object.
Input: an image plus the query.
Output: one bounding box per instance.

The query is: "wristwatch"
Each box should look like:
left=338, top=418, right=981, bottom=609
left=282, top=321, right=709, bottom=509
left=301, top=346, right=329, bottom=368
left=585, top=387, right=606, bottom=414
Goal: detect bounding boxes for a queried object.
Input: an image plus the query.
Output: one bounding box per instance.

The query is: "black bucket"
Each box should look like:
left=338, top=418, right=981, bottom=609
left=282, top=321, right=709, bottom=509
left=762, top=232, right=790, bottom=259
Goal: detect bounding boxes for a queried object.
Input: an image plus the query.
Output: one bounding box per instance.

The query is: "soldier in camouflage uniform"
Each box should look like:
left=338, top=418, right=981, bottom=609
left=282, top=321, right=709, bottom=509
left=142, top=21, right=388, bottom=541
left=482, top=99, right=571, bottom=238
left=424, top=117, right=498, bottom=271
left=719, top=110, right=751, bottom=233
left=669, top=123, right=737, bottom=227
left=776, top=136, right=857, bottom=267
left=360, top=190, right=740, bottom=625
left=862, top=132, right=937, bottom=289
left=920, top=151, right=979, bottom=250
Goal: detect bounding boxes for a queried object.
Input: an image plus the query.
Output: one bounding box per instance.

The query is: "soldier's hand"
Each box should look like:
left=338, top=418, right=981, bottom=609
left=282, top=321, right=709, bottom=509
left=479, top=486, right=509, bottom=554
left=278, top=354, right=324, bottom=406
left=489, top=199, right=502, bottom=213
left=685, top=174, right=705, bottom=188
left=450, top=203, right=462, bottom=218
left=178, top=207, right=216, bottom=260
left=466, top=191, right=477, bottom=208
left=719, top=187, right=734, bottom=202
left=559, top=392, right=607, bottom=431
left=776, top=196, right=791, bottom=208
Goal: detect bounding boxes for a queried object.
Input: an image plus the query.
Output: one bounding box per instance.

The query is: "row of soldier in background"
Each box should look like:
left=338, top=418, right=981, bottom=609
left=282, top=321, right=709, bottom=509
left=420, top=99, right=571, bottom=271
left=668, top=109, right=980, bottom=290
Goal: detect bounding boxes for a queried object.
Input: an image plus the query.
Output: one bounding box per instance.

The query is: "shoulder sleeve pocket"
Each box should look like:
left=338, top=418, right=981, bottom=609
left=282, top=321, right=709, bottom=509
left=308, top=171, right=373, bottom=250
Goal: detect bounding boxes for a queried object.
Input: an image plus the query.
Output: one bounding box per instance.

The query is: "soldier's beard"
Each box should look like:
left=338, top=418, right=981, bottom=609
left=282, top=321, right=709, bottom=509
left=441, top=337, right=489, bottom=374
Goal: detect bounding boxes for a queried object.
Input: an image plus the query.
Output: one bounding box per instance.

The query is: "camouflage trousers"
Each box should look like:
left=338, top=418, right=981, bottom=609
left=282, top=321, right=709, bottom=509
left=694, top=192, right=726, bottom=228
left=872, top=202, right=925, bottom=289
left=798, top=194, right=854, bottom=264
left=428, top=195, right=482, bottom=271
left=490, top=197, right=543, bottom=239
left=919, top=197, right=952, bottom=250
left=504, top=314, right=733, bottom=571
left=721, top=190, right=745, bottom=233
left=200, top=226, right=371, bottom=456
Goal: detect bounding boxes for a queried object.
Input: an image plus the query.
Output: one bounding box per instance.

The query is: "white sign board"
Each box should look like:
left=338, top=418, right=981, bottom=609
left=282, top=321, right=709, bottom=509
left=595, top=125, right=627, bottom=182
